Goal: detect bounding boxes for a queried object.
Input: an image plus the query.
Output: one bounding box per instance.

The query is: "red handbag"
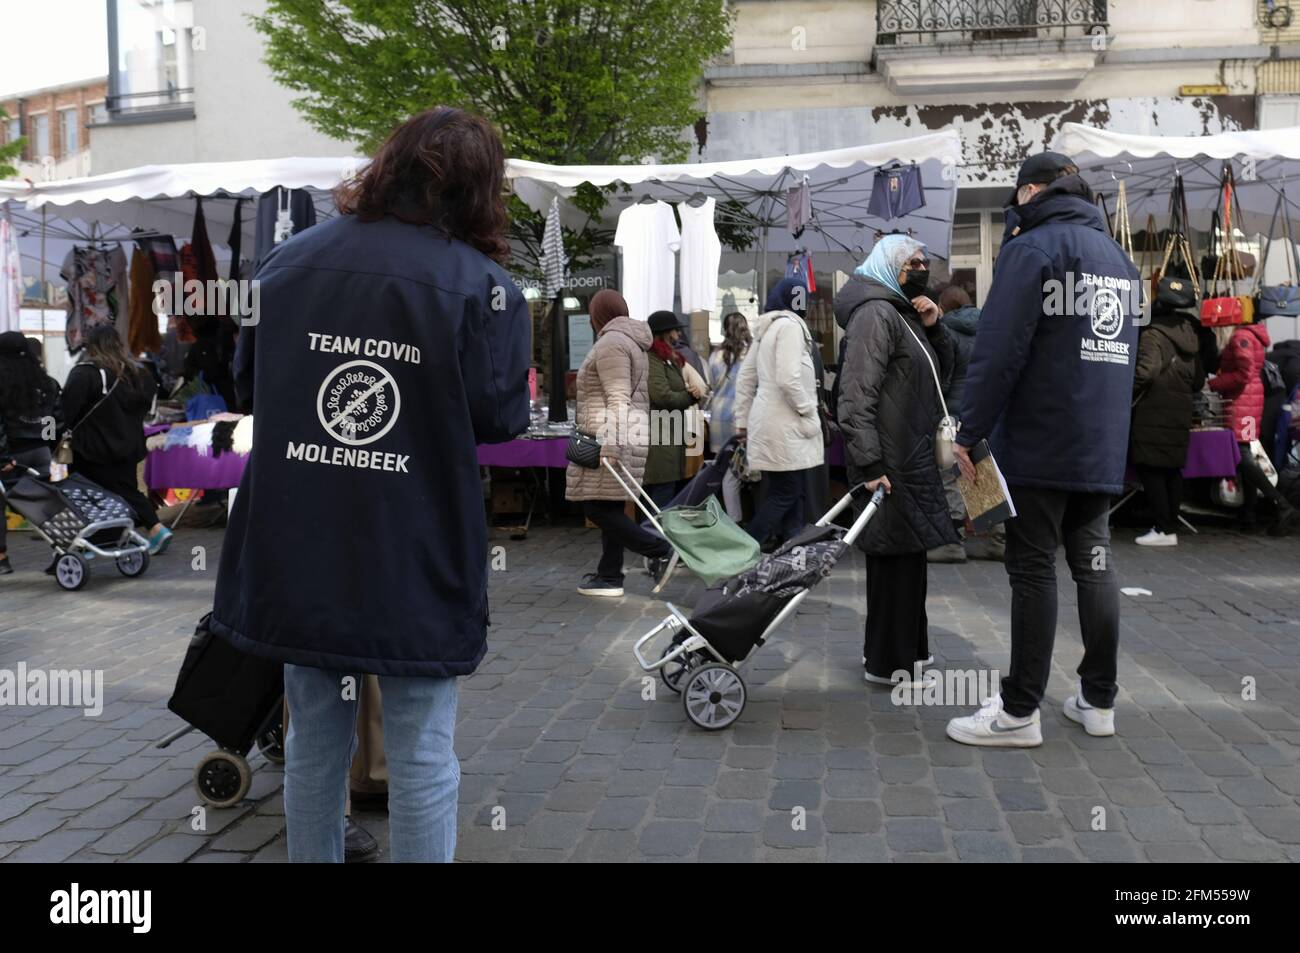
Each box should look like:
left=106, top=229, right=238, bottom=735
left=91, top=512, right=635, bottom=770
left=1200, top=165, right=1250, bottom=327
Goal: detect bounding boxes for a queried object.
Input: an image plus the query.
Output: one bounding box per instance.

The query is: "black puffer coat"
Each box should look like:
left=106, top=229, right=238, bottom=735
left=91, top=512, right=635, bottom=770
left=835, top=275, right=958, bottom=556
left=1130, top=310, right=1204, bottom=469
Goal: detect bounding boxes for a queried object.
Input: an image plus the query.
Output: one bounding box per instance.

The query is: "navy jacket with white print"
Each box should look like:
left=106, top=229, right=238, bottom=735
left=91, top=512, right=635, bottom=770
left=212, top=213, right=531, bottom=677
left=957, top=176, right=1139, bottom=495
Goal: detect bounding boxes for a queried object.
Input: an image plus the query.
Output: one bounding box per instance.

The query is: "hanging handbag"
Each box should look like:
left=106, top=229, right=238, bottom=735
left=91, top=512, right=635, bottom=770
left=898, top=315, right=958, bottom=468
left=1254, top=184, right=1300, bottom=318
left=1201, top=164, right=1254, bottom=327
left=55, top=365, right=119, bottom=467
left=1156, top=174, right=1201, bottom=310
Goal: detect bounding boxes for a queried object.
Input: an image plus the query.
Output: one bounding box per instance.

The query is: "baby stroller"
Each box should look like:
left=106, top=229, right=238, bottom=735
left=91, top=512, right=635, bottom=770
left=605, top=444, right=760, bottom=594
left=156, top=613, right=285, bottom=808
left=0, top=468, right=151, bottom=590
left=633, top=483, right=886, bottom=730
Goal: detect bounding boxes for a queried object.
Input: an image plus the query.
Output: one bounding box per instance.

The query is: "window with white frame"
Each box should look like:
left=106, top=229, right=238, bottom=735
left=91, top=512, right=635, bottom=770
left=31, top=113, right=50, bottom=158
left=59, top=107, right=79, bottom=156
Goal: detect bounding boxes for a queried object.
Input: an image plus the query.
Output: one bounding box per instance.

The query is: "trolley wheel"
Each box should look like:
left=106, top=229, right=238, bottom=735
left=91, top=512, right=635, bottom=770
left=681, top=663, right=747, bottom=731
left=116, top=549, right=150, bottom=578
left=194, top=749, right=252, bottom=808
left=257, top=721, right=285, bottom=765
left=658, top=645, right=697, bottom=694
left=54, top=553, right=89, bottom=591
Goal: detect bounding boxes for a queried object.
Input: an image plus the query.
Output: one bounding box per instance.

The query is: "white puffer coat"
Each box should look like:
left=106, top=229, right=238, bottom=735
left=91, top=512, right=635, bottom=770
left=733, top=310, right=824, bottom=473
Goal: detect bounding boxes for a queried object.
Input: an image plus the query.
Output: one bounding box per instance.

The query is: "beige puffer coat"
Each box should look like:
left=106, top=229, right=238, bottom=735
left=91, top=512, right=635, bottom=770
left=565, top=316, right=653, bottom=501
left=733, top=309, right=824, bottom=473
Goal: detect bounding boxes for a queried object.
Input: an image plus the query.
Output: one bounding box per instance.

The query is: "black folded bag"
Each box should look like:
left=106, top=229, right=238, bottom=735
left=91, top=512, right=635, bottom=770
left=167, top=613, right=284, bottom=754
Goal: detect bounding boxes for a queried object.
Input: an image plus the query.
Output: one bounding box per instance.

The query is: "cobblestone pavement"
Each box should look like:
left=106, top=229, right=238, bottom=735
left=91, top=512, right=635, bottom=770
left=1, top=519, right=1298, bottom=863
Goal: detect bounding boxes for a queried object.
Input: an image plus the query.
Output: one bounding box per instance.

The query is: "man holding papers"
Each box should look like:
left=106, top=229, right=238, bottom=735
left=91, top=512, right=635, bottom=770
left=946, top=152, right=1139, bottom=747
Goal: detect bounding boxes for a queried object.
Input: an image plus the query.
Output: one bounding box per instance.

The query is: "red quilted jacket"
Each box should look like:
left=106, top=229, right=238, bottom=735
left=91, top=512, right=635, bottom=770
left=1209, top=324, right=1271, bottom=442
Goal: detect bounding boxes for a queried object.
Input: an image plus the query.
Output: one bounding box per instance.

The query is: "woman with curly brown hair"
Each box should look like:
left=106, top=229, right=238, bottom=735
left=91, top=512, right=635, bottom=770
left=212, top=107, right=532, bottom=862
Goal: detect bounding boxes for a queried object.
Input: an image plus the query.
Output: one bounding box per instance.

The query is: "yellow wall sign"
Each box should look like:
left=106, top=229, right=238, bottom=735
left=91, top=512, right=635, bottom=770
left=1179, top=85, right=1229, bottom=97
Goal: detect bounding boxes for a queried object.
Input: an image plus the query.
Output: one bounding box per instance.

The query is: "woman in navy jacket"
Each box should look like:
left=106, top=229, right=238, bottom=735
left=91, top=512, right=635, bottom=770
left=211, top=108, right=531, bottom=862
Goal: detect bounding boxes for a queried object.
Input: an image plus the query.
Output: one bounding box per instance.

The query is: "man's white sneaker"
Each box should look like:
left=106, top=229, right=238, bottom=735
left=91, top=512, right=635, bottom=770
left=1135, top=528, right=1177, bottom=547
left=1063, top=690, right=1115, bottom=737
left=946, top=695, right=1043, bottom=747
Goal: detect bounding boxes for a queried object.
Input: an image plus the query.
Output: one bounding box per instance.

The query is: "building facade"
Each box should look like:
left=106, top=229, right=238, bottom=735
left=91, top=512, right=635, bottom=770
left=701, top=0, right=1300, bottom=303
left=90, top=0, right=355, bottom=172
left=1, top=77, right=108, bottom=181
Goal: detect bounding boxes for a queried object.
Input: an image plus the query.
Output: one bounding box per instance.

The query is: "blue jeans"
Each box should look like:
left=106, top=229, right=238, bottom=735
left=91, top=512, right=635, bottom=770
left=283, top=664, right=460, bottom=862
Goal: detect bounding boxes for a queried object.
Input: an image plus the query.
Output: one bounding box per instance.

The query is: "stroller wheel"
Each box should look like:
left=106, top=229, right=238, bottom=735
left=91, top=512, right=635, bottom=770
left=257, top=720, right=286, bottom=765
left=659, top=645, right=695, bottom=694
left=194, top=749, right=252, bottom=808
left=116, top=549, right=150, bottom=578
left=681, top=663, right=746, bottom=731
left=54, top=553, right=89, bottom=591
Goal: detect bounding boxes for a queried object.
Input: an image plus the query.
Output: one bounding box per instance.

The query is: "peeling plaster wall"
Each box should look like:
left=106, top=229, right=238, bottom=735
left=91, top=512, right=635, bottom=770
left=703, top=96, right=1254, bottom=186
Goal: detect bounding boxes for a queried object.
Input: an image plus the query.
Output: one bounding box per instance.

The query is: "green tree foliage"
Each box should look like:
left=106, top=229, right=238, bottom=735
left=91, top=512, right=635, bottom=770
left=254, top=0, right=736, bottom=271
left=0, top=107, right=23, bottom=178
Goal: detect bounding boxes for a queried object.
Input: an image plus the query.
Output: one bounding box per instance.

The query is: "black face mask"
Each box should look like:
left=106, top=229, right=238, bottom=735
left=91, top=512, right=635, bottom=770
left=901, top=270, right=929, bottom=298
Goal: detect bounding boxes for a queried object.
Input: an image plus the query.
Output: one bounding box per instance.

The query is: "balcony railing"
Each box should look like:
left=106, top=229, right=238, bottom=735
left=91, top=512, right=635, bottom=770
left=106, top=87, right=195, bottom=117
left=876, top=0, right=1109, bottom=45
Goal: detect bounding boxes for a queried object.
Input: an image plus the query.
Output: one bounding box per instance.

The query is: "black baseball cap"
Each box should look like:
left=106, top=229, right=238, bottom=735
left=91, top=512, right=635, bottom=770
left=1007, top=151, right=1079, bottom=206
left=647, top=310, right=686, bottom=334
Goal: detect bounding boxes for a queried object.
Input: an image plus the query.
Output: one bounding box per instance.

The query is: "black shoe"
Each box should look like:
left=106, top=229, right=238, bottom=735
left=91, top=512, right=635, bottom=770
left=350, top=788, right=389, bottom=813
left=0, top=556, right=11, bottom=576
left=344, top=817, right=379, bottom=863
left=644, top=556, right=670, bottom=587
left=577, top=573, right=624, bottom=597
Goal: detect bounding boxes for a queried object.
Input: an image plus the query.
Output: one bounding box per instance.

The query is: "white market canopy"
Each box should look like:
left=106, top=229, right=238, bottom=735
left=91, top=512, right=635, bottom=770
left=18, top=156, right=364, bottom=246
left=506, top=130, right=963, bottom=260
left=1051, top=122, right=1300, bottom=233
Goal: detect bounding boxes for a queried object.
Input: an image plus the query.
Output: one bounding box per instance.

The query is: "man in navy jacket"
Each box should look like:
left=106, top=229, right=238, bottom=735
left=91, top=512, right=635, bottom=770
left=946, top=153, right=1139, bottom=748
left=211, top=109, right=530, bottom=861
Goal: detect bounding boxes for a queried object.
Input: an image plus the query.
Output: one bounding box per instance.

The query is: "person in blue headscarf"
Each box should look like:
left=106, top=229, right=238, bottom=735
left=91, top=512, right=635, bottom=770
left=833, top=233, right=956, bottom=690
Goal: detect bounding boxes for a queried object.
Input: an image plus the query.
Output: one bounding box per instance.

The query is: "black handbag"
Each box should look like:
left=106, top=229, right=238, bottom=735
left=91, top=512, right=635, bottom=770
left=1156, top=173, right=1201, bottom=310
left=565, top=429, right=602, bottom=469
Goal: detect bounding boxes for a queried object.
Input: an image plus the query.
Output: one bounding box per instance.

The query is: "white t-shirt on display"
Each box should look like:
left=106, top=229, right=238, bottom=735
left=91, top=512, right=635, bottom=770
left=678, top=197, right=722, bottom=315
left=614, top=200, right=680, bottom=322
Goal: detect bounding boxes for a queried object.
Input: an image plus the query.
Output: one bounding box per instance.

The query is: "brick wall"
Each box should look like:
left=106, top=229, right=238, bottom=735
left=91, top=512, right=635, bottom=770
left=1, top=78, right=109, bottom=162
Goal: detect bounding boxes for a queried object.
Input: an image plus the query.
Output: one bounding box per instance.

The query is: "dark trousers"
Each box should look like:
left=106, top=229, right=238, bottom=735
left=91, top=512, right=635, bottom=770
left=746, top=468, right=806, bottom=546
left=863, top=551, right=929, bottom=679
left=1237, top=442, right=1289, bottom=518
left=1137, top=465, right=1183, bottom=535
left=646, top=481, right=679, bottom=510
left=72, top=459, right=159, bottom=530
left=1001, top=487, right=1119, bottom=717
left=583, top=500, right=671, bottom=585
left=1, top=446, right=52, bottom=554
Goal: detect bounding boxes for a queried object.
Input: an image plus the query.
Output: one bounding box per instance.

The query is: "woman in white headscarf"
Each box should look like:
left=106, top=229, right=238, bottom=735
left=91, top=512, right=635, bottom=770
left=833, top=234, right=957, bottom=688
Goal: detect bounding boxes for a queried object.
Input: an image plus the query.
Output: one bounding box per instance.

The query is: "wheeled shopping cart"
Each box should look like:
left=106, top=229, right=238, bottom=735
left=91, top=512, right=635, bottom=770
left=632, top=483, right=886, bottom=730
left=0, top=468, right=151, bottom=590
left=603, top=455, right=761, bottom=594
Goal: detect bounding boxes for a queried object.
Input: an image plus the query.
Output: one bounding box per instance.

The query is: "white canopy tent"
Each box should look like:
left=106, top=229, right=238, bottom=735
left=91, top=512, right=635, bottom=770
left=19, top=156, right=363, bottom=247
left=1051, top=123, right=1300, bottom=232
left=1052, top=123, right=1300, bottom=342
left=506, top=131, right=963, bottom=269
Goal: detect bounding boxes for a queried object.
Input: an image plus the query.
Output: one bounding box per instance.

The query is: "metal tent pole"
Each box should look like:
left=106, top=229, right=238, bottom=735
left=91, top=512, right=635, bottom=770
left=39, top=205, right=48, bottom=365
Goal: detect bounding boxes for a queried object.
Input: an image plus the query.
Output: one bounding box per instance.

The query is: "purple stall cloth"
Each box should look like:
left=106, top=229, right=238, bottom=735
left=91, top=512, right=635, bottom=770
left=1180, top=428, right=1241, bottom=479
left=1123, top=428, right=1240, bottom=485
left=477, top=437, right=569, bottom=469
left=145, top=444, right=248, bottom=491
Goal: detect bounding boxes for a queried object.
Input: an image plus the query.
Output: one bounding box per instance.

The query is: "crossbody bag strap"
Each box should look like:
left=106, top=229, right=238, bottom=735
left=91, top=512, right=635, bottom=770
left=897, top=313, right=951, bottom=423
left=65, top=365, right=119, bottom=438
